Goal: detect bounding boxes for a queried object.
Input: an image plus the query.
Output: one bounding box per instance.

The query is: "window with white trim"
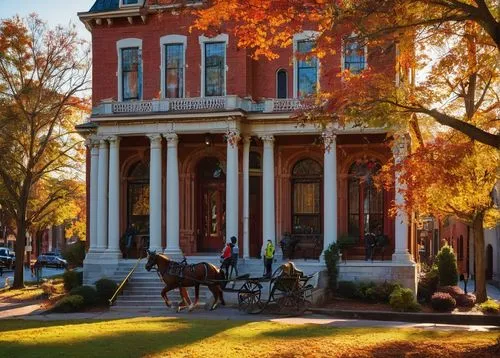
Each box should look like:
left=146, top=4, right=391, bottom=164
left=117, top=38, right=142, bottom=101
left=293, top=31, right=319, bottom=98
left=343, top=38, right=367, bottom=74
left=296, top=40, right=318, bottom=97
left=205, top=42, right=225, bottom=96
left=199, top=34, right=228, bottom=97
left=165, top=44, right=184, bottom=98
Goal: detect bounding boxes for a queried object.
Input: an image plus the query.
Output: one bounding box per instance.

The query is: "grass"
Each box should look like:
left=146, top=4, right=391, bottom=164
left=0, top=317, right=498, bottom=357
left=0, top=286, right=45, bottom=302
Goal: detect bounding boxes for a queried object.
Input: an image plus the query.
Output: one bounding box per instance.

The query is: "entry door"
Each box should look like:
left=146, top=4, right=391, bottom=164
left=249, top=175, right=263, bottom=257
left=199, top=182, right=226, bottom=252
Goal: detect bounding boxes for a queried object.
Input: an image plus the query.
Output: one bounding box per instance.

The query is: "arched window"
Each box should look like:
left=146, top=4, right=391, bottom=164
left=127, top=161, right=150, bottom=234
left=347, top=160, right=383, bottom=238
left=292, top=159, right=322, bottom=234
left=276, top=69, right=288, bottom=99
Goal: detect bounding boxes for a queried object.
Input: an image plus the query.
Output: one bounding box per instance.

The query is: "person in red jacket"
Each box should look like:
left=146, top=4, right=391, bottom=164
left=220, top=242, right=232, bottom=279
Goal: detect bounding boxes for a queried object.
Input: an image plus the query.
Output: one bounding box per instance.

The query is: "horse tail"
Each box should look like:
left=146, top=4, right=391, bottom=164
left=218, top=266, right=227, bottom=289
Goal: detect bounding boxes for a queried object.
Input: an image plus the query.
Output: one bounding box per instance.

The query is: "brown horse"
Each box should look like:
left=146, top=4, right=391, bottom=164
left=145, top=251, right=226, bottom=311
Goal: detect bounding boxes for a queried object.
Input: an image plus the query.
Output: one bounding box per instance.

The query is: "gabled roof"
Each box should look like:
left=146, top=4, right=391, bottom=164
left=89, top=0, right=120, bottom=13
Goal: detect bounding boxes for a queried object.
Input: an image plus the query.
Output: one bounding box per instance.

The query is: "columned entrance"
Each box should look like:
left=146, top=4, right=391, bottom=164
left=197, top=157, right=226, bottom=252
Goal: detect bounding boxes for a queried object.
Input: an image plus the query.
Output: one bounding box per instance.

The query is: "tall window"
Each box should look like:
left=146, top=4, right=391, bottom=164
left=277, top=69, right=288, bottom=98
left=292, top=159, right=322, bottom=234
left=121, top=47, right=141, bottom=101
left=127, top=162, right=149, bottom=234
left=296, top=40, right=318, bottom=97
left=122, top=0, right=139, bottom=4
left=343, top=39, right=366, bottom=74
left=164, top=44, right=184, bottom=98
left=205, top=42, right=225, bottom=96
left=348, top=161, right=383, bottom=238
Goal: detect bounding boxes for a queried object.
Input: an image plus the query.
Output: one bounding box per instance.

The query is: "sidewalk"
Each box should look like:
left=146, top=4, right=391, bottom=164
left=458, top=280, right=500, bottom=301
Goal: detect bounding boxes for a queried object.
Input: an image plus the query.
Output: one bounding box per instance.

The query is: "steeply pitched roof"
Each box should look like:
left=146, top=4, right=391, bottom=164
left=89, top=0, right=120, bottom=13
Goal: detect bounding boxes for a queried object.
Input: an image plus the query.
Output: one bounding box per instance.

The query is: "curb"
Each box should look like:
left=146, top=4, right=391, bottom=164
left=309, top=308, right=500, bottom=326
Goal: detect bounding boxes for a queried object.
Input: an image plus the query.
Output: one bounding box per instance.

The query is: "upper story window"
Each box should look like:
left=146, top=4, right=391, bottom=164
left=276, top=69, right=288, bottom=99
left=122, top=48, right=141, bottom=101
left=200, top=34, right=228, bottom=97
left=343, top=38, right=367, bottom=74
left=160, top=35, right=187, bottom=99
left=205, top=42, right=225, bottom=96
left=120, top=0, right=144, bottom=7
left=293, top=31, right=319, bottom=98
left=117, top=38, right=143, bottom=101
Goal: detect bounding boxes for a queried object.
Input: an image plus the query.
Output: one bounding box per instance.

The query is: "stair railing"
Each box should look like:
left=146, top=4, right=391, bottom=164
left=109, top=256, right=143, bottom=306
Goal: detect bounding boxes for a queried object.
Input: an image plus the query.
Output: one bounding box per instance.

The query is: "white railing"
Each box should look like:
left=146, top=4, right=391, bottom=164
left=92, top=96, right=314, bottom=115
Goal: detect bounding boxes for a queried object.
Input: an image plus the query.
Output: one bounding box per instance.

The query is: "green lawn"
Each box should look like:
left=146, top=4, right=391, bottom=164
left=0, top=317, right=497, bottom=357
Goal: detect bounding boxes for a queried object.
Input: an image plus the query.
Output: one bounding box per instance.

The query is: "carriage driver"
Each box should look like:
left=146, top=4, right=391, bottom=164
left=220, top=242, right=232, bottom=279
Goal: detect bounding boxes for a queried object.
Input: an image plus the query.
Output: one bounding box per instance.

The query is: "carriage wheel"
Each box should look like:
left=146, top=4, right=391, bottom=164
left=238, top=281, right=263, bottom=314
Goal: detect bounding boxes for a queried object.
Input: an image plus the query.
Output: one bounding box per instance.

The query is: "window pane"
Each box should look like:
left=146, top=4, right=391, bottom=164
left=294, top=182, right=320, bottom=214
left=277, top=70, right=287, bottom=98
left=297, top=40, right=317, bottom=97
left=122, top=48, right=141, bottom=100
left=344, top=40, right=365, bottom=74
left=123, top=0, right=139, bottom=4
left=205, top=42, right=225, bottom=96
left=165, top=44, right=184, bottom=98
left=128, top=182, right=149, bottom=234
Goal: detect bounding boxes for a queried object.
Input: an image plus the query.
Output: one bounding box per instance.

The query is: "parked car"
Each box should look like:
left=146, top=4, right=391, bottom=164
left=36, top=254, right=68, bottom=269
left=0, top=247, right=15, bottom=269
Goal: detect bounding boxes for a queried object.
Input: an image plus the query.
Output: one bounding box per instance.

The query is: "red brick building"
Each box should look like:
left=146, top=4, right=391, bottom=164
left=78, top=0, right=417, bottom=290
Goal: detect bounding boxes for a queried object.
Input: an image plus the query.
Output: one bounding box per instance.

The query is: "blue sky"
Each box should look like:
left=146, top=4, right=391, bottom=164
left=0, top=0, right=96, bottom=40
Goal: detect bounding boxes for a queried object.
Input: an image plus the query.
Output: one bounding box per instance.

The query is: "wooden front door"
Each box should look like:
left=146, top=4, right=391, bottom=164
left=197, top=157, right=226, bottom=252
left=249, top=175, right=263, bottom=257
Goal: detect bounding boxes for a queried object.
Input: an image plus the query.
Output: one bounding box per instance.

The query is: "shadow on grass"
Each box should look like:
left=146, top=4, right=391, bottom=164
left=0, top=317, right=249, bottom=358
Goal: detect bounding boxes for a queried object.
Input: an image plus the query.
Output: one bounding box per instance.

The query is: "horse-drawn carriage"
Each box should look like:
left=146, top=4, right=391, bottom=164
left=144, top=251, right=314, bottom=315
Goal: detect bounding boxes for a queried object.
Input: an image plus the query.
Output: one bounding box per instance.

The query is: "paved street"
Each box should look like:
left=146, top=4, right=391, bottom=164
left=0, top=266, right=66, bottom=287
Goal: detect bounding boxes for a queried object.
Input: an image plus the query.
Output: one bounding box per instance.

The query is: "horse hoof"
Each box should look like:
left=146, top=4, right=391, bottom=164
left=210, top=302, right=219, bottom=311
left=164, top=301, right=171, bottom=308
left=188, top=304, right=195, bottom=312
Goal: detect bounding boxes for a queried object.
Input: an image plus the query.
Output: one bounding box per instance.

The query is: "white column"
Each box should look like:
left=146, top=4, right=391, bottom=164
left=148, top=134, right=163, bottom=252
left=96, top=139, right=109, bottom=252
left=107, top=135, right=121, bottom=255
left=88, top=138, right=99, bottom=252
left=261, top=135, right=276, bottom=254
left=226, top=130, right=240, bottom=243
left=392, top=135, right=413, bottom=262
left=242, top=136, right=251, bottom=259
left=323, top=130, right=337, bottom=254
left=164, top=132, right=181, bottom=255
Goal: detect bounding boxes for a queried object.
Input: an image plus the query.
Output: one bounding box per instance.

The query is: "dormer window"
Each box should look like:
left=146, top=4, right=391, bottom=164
left=120, top=0, right=143, bottom=8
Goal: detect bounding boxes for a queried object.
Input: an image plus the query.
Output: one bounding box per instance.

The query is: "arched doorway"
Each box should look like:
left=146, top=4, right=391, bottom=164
left=197, top=157, right=226, bottom=252
left=486, top=244, right=493, bottom=280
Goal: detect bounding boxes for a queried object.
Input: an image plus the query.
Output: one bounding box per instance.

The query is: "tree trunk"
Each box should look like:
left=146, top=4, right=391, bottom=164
left=472, top=212, right=487, bottom=303
left=13, top=216, right=27, bottom=289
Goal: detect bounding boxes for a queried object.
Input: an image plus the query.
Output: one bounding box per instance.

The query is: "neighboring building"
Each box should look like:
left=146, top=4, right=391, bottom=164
left=77, top=0, right=417, bottom=290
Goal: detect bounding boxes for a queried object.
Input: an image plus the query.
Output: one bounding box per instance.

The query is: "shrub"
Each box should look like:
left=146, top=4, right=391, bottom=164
left=63, top=270, right=83, bottom=292
left=51, top=295, right=85, bottom=313
left=389, top=287, right=421, bottom=312
left=417, top=265, right=439, bottom=303
left=337, top=281, right=361, bottom=299
left=62, top=240, right=86, bottom=267
left=456, top=293, right=476, bottom=308
left=371, top=282, right=401, bottom=303
left=431, top=292, right=456, bottom=312
left=435, top=245, right=458, bottom=286
left=324, top=243, right=340, bottom=290
left=70, top=285, right=98, bottom=307
left=95, top=278, right=118, bottom=305
left=437, top=285, right=464, bottom=299
left=478, top=299, right=500, bottom=314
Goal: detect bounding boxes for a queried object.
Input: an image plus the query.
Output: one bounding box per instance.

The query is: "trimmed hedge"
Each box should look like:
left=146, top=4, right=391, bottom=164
left=63, top=270, right=83, bottom=292
left=436, top=245, right=458, bottom=286
left=324, top=243, right=340, bottom=290
left=417, top=265, right=439, bottom=303
left=337, top=281, right=401, bottom=303
left=95, top=278, right=118, bottom=305
left=431, top=292, right=456, bottom=312
left=51, top=295, right=85, bottom=313
left=389, top=287, right=421, bottom=312
left=456, top=293, right=476, bottom=308
left=70, top=285, right=98, bottom=307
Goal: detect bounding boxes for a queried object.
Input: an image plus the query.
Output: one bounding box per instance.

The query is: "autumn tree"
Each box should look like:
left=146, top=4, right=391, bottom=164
left=0, top=15, right=90, bottom=288
left=377, top=137, right=499, bottom=303
left=192, top=0, right=499, bottom=148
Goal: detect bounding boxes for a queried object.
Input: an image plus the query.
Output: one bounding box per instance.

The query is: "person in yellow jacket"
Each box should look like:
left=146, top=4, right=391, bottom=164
left=263, top=240, right=275, bottom=278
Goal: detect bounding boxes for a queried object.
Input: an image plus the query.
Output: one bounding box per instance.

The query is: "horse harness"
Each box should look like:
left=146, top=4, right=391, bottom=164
left=155, top=258, right=210, bottom=286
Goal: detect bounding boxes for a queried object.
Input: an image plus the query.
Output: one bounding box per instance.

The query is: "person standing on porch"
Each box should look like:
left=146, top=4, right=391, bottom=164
left=264, top=240, right=275, bottom=278
left=230, top=236, right=239, bottom=277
